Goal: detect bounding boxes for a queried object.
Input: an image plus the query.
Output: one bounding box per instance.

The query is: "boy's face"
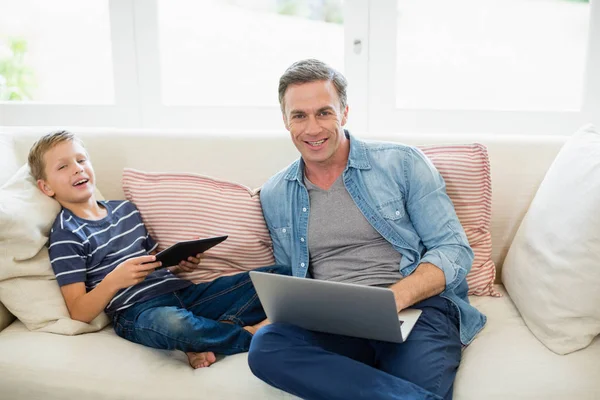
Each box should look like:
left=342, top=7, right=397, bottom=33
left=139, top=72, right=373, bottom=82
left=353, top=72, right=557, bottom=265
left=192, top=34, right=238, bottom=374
left=37, top=140, right=97, bottom=205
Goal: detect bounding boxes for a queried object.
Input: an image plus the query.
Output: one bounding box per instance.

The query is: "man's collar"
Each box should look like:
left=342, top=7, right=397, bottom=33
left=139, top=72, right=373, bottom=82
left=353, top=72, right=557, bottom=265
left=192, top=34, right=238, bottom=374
left=284, top=130, right=371, bottom=182
left=346, top=130, right=370, bottom=170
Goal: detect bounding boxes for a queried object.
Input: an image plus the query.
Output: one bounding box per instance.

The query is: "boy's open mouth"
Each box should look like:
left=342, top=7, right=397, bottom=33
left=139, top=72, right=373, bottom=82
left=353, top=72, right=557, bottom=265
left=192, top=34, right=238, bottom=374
left=73, top=179, right=89, bottom=187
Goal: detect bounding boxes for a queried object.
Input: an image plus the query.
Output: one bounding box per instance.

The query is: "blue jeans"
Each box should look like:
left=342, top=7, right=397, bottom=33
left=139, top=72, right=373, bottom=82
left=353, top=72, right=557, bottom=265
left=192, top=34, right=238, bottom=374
left=248, top=295, right=461, bottom=400
left=112, top=265, right=290, bottom=355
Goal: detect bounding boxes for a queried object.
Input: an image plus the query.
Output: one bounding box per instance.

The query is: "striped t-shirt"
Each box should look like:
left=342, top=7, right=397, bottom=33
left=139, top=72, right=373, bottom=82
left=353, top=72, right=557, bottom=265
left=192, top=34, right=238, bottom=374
left=48, top=200, right=191, bottom=314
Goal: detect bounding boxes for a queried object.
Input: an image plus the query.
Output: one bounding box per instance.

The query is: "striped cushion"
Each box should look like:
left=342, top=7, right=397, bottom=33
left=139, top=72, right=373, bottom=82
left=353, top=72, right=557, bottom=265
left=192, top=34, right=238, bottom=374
left=122, top=169, right=275, bottom=283
left=420, top=144, right=499, bottom=297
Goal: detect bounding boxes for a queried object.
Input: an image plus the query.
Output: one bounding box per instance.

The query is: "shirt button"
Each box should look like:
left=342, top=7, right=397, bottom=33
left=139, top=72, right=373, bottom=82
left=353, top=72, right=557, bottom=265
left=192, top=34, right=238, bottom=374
left=300, top=237, right=305, bottom=242
left=282, top=228, right=286, bottom=233
left=300, top=263, right=305, bottom=267
left=302, top=207, right=307, bottom=212
left=395, top=210, right=400, bottom=216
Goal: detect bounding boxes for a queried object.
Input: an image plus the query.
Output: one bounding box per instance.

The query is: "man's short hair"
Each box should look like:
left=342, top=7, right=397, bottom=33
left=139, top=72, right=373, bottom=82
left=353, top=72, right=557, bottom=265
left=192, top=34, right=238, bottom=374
left=278, top=59, right=348, bottom=112
left=28, top=130, right=84, bottom=181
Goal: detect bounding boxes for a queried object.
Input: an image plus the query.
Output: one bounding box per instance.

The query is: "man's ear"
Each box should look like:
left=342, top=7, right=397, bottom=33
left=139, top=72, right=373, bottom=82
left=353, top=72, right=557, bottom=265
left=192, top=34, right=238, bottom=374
left=37, top=179, right=55, bottom=197
left=341, top=105, right=349, bottom=126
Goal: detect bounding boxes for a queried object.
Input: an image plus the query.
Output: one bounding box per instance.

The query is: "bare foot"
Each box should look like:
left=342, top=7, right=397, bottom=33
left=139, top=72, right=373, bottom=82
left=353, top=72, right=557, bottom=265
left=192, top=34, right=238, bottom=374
left=243, top=318, right=271, bottom=335
left=186, top=351, right=217, bottom=369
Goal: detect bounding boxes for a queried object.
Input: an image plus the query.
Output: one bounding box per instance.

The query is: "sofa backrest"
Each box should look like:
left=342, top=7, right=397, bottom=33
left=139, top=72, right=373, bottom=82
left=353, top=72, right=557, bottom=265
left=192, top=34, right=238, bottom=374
left=9, top=129, right=568, bottom=283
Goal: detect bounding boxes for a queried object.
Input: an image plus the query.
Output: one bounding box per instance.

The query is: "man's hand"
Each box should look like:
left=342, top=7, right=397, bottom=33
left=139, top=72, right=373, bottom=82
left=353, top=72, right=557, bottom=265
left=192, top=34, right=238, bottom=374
left=169, top=253, right=204, bottom=273
left=104, top=255, right=161, bottom=291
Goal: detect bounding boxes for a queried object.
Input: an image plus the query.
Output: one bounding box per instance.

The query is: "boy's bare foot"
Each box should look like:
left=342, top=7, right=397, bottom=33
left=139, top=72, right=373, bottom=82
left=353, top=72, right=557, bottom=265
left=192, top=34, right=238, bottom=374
left=243, top=318, right=271, bottom=335
left=186, top=351, right=216, bottom=369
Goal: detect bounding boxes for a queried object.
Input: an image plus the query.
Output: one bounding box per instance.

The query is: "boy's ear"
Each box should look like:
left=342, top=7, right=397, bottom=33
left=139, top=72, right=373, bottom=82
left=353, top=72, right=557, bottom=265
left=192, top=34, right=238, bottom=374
left=37, top=179, right=55, bottom=197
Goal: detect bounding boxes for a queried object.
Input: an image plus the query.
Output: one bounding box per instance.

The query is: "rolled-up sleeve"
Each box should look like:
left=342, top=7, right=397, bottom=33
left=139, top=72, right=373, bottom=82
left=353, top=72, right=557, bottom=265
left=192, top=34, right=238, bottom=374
left=404, top=148, right=474, bottom=290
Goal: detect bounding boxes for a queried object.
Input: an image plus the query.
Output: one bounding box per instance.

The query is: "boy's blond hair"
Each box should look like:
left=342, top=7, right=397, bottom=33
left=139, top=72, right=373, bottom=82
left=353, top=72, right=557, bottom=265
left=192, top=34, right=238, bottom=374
left=28, top=130, right=85, bottom=181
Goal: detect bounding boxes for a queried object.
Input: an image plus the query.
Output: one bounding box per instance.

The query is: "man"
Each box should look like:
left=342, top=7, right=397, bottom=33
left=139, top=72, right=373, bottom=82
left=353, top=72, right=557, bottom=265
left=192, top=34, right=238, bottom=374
left=248, top=59, right=486, bottom=400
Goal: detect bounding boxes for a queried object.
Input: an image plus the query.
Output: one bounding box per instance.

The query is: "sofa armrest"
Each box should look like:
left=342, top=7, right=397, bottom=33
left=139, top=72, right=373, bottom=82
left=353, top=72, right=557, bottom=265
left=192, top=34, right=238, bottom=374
left=0, top=302, right=16, bottom=332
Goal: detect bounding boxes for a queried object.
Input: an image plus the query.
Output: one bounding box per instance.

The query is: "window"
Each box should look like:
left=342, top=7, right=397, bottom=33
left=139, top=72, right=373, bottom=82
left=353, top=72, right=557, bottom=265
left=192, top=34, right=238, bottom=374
left=158, top=0, right=344, bottom=107
left=0, top=0, right=114, bottom=104
left=0, top=0, right=598, bottom=135
left=369, top=0, right=598, bottom=134
left=394, top=0, right=590, bottom=111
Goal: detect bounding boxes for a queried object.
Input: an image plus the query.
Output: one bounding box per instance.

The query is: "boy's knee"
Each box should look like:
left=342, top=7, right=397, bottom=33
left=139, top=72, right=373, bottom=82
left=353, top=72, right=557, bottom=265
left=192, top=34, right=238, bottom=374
left=139, top=307, right=188, bottom=335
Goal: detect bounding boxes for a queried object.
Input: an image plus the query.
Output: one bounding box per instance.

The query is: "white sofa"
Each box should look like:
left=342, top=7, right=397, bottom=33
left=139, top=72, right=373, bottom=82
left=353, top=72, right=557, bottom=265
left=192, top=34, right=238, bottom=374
left=0, top=129, right=598, bottom=400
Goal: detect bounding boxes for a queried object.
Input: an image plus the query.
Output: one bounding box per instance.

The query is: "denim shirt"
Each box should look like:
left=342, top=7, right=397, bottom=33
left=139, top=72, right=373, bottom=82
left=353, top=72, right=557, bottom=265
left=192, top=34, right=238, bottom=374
left=260, top=132, right=486, bottom=345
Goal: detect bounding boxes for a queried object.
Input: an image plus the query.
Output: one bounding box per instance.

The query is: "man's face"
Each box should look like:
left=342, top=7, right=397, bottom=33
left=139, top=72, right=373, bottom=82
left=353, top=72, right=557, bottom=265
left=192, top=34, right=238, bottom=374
left=37, top=140, right=96, bottom=205
left=282, top=80, right=349, bottom=166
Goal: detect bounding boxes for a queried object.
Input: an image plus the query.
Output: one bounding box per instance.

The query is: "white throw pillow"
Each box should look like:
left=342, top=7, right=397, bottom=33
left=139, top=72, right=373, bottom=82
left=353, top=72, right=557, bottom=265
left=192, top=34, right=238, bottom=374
left=0, top=164, right=109, bottom=334
left=0, top=133, right=19, bottom=328
left=502, top=124, right=600, bottom=355
left=0, top=134, right=20, bottom=187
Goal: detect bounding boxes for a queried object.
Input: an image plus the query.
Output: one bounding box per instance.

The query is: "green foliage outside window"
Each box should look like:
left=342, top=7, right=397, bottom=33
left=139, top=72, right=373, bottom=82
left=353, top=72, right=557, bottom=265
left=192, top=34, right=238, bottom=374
left=276, top=0, right=343, bottom=24
left=0, top=37, right=36, bottom=101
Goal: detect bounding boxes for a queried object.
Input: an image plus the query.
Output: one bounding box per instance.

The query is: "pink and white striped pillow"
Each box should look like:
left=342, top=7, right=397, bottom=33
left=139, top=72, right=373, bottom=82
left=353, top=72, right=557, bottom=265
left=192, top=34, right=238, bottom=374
left=122, top=169, right=275, bottom=284
left=419, top=144, right=499, bottom=297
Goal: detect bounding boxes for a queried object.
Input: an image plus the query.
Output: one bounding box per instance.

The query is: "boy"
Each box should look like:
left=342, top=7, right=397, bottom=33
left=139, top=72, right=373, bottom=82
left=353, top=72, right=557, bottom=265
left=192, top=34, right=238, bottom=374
left=29, top=130, right=287, bottom=368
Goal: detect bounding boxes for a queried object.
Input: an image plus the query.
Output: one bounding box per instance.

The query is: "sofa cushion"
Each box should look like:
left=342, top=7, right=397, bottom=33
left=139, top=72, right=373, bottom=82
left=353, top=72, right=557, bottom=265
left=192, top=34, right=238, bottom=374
left=0, top=164, right=109, bottom=334
left=0, top=321, right=296, bottom=400
left=0, top=134, right=20, bottom=187
left=1, top=285, right=597, bottom=400
left=420, top=144, right=497, bottom=296
left=0, top=303, right=13, bottom=332
left=454, top=285, right=600, bottom=399
left=502, top=124, right=600, bottom=355
left=122, top=168, right=275, bottom=283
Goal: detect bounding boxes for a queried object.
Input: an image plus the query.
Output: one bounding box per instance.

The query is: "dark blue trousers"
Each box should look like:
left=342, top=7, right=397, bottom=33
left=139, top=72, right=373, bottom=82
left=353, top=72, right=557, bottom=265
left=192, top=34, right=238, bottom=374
left=248, top=295, right=461, bottom=400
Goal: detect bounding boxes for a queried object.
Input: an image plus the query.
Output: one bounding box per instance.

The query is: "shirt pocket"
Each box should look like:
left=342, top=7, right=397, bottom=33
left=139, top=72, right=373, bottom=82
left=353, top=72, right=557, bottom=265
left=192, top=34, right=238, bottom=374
left=376, top=197, right=406, bottom=220
left=272, top=225, right=292, bottom=239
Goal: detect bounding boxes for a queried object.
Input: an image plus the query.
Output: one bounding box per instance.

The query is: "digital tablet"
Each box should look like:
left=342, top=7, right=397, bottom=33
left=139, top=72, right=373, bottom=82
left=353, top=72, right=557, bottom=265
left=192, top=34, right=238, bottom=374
left=154, top=235, right=228, bottom=269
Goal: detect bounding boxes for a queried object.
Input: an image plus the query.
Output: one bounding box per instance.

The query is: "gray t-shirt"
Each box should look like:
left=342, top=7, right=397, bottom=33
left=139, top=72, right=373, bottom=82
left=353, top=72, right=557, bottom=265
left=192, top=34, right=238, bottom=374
left=305, top=174, right=403, bottom=287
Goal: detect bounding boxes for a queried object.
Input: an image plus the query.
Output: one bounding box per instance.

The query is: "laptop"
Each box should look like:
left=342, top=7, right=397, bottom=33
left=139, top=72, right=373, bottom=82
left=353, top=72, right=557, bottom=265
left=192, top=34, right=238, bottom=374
left=249, top=271, right=422, bottom=343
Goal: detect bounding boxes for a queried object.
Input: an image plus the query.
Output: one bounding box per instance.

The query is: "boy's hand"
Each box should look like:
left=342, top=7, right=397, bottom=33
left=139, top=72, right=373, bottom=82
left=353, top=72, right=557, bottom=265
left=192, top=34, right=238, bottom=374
left=169, top=253, right=204, bottom=273
left=105, top=255, right=161, bottom=291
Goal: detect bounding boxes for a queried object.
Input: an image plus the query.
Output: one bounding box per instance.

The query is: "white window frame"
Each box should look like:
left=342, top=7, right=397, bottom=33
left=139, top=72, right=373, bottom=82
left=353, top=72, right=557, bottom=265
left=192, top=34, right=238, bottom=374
left=367, top=0, right=600, bottom=135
